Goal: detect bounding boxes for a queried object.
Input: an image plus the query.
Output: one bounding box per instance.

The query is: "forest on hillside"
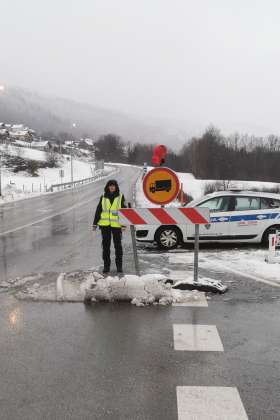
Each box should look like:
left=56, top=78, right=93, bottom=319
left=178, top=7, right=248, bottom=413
left=93, top=127, right=280, bottom=183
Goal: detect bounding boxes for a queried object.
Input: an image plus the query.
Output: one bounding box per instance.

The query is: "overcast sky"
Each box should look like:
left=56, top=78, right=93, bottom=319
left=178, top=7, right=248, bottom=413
left=1, top=0, right=280, bottom=135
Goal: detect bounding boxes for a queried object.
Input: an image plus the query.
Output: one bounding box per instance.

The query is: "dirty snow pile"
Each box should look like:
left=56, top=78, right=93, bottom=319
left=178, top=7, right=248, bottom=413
left=12, top=271, right=209, bottom=306
left=85, top=273, right=176, bottom=306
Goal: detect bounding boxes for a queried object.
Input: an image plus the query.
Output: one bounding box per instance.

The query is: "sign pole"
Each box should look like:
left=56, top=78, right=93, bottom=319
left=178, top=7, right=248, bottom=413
left=128, top=202, right=140, bottom=276
left=194, top=224, right=199, bottom=283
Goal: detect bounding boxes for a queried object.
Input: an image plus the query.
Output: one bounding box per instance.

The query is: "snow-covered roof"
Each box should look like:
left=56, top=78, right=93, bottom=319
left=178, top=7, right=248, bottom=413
left=31, top=141, right=50, bottom=147
left=9, top=130, right=31, bottom=137
left=84, top=138, right=94, bottom=146
left=14, top=140, right=31, bottom=146
left=12, top=124, right=25, bottom=129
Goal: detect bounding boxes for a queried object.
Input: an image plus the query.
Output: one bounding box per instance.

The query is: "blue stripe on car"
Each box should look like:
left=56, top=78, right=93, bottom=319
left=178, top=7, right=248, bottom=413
left=210, top=213, right=279, bottom=223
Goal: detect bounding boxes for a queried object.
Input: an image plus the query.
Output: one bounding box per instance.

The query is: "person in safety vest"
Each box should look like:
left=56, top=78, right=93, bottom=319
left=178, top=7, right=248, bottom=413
left=92, top=180, right=126, bottom=274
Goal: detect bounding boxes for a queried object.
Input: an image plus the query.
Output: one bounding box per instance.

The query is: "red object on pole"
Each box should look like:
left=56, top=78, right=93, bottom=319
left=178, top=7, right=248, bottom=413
left=152, top=145, right=167, bottom=166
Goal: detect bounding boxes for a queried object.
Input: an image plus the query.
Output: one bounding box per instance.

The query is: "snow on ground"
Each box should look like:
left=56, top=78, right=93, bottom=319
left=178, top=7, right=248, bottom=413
left=1, top=270, right=208, bottom=306
left=0, top=144, right=47, bottom=161
left=0, top=145, right=115, bottom=204
left=165, top=247, right=280, bottom=286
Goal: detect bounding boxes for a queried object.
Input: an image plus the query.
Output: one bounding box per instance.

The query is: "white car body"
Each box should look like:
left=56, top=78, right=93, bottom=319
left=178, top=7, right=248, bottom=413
left=135, top=190, right=280, bottom=248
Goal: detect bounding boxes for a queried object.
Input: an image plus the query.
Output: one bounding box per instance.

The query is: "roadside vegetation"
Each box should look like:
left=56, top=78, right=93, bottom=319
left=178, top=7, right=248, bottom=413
left=92, top=127, right=280, bottom=183
left=2, top=150, right=60, bottom=177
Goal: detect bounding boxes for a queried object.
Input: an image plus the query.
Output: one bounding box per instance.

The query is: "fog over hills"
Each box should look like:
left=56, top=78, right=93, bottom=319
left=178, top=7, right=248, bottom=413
left=0, top=86, right=190, bottom=146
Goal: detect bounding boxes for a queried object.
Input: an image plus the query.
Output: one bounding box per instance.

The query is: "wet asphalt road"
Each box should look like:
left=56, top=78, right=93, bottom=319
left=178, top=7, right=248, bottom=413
left=1, top=165, right=280, bottom=419
left=1, top=279, right=280, bottom=420
left=0, top=165, right=140, bottom=282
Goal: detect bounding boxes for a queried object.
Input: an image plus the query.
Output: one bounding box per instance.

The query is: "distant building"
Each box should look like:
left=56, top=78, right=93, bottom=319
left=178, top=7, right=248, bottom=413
left=0, top=128, right=9, bottom=143
left=9, top=130, right=33, bottom=142
left=31, top=141, right=52, bottom=151
left=79, top=138, right=95, bottom=151
left=14, top=139, right=32, bottom=148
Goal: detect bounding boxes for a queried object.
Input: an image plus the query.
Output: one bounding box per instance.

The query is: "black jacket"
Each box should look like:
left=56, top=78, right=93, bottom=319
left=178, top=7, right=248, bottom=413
left=93, top=180, right=126, bottom=226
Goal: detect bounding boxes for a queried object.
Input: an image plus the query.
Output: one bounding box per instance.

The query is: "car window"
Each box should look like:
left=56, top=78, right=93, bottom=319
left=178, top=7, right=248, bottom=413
left=261, top=197, right=280, bottom=209
left=233, top=196, right=260, bottom=211
left=197, top=196, right=231, bottom=212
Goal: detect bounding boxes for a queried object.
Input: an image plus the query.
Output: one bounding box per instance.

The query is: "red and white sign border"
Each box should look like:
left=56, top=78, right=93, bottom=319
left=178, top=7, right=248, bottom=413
left=143, top=167, right=180, bottom=205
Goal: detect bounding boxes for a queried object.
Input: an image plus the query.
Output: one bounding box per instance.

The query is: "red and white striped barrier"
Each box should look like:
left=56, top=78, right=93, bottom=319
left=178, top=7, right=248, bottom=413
left=266, top=232, right=280, bottom=263
left=119, top=207, right=210, bottom=225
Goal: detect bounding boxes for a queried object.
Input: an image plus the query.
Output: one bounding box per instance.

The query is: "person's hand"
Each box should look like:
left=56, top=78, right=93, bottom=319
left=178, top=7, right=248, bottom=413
left=92, top=225, right=97, bottom=231
left=121, top=225, right=127, bottom=231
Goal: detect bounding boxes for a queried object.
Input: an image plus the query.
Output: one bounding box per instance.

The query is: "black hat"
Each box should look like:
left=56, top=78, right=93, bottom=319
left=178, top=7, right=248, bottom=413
left=104, top=179, right=120, bottom=195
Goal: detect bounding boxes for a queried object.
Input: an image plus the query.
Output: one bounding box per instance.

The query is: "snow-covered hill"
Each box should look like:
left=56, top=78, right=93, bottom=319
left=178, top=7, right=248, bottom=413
left=0, top=145, right=112, bottom=204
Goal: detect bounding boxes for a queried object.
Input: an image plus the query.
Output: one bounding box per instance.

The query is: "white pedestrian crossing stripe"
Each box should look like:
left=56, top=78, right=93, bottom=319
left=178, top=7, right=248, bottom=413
left=176, top=386, right=248, bottom=420
left=173, top=324, right=224, bottom=351
left=172, top=292, right=208, bottom=307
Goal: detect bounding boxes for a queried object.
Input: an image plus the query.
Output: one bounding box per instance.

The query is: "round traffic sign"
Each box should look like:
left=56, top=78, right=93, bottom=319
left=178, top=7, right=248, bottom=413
left=143, top=167, right=180, bottom=205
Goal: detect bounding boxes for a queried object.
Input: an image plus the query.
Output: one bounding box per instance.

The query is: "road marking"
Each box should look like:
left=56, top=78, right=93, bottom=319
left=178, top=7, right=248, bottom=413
left=37, top=208, right=53, bottom=213
left=0, top=195, right=98, bottom=237
left=173, top=324, right=224, bottom=351
left=173, top=292, right=208, bottom=307
left=207, top=258, right=280, bottom=289
left=177, top=386, right=248, bottom=420
left=56, top=273, right=65, bottom=301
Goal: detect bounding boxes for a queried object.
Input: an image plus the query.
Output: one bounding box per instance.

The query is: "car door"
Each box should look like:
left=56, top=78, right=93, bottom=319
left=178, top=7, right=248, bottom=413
left=187, top=195, right=231, bottom=240
left=228, top=196, right=263, bottom=239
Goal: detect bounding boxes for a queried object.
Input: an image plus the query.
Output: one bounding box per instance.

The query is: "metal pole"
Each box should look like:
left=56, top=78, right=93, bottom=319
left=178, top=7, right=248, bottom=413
left=70, top=144, right=73, bottom=185
left=194, top=224, right=199, bottom=283
left=128, top=202, right=140, bottom=276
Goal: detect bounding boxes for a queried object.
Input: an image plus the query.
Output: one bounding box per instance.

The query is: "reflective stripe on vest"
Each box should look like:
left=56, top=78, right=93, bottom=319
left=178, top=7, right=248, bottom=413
left=98, top=194, right=122, bottom=227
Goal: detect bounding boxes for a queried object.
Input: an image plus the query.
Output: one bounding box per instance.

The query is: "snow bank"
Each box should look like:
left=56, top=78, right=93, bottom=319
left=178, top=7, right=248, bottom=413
left=168, top=248, right=280, bottom=286
left=11, top=271, right=209, bottom=306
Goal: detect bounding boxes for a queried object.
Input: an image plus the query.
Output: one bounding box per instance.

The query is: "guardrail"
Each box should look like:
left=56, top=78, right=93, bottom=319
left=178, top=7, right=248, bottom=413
left=48, top=169, right=118, bottom=192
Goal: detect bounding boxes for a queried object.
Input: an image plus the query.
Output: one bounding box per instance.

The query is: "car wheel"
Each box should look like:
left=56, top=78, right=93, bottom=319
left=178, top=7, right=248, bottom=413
left=262, top=225, right=280, bottom=247
left=155, top=226, right=182, bottom=250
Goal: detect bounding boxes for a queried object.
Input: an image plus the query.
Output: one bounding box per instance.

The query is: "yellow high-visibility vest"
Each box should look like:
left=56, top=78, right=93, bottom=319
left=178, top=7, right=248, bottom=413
left=98, top=194, right=123, bottom=228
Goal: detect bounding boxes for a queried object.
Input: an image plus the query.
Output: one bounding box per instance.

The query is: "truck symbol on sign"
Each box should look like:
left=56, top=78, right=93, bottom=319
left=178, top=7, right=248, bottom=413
left=150, top=179, right=171, bottom=193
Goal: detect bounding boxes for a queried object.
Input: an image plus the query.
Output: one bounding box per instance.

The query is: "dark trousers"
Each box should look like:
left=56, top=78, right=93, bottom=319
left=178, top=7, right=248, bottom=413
left=100, top=226, right=123, bottom=271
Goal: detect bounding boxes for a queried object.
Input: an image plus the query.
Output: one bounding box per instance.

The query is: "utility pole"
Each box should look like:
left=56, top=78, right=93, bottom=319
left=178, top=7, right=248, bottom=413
left=70, top=122, right=76, bottom=185
left=70, top=142, right=73, bottom=184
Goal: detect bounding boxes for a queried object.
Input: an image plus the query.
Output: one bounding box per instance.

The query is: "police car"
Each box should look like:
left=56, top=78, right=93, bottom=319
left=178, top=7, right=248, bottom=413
left=135, top=190, right=280, bottom=249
